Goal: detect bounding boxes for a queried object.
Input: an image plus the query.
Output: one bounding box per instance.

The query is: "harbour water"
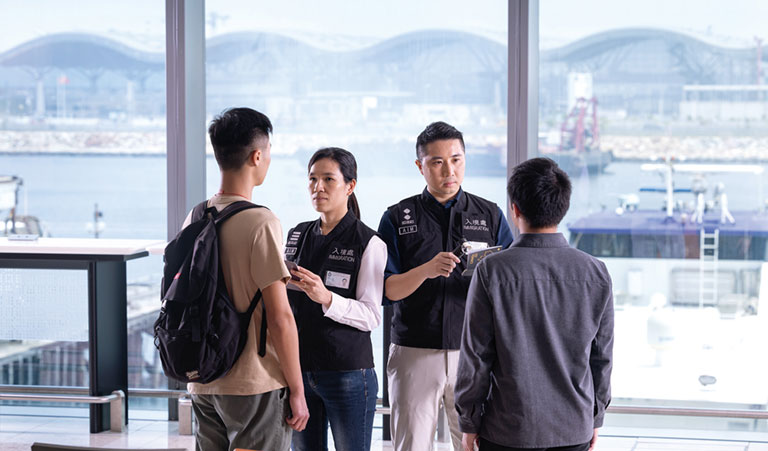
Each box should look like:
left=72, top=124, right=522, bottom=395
left=0, top=152, right=509, bottom=400
left=5, top=154, right=766, bottom=240
left=3, top=152, right=767, bottom=304
left=2, top=152, right=768, bottom=410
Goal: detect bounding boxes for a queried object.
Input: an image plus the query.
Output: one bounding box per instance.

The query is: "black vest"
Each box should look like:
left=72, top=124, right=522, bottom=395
left=387, top=189, right=501, bottom=350
left=285, top=211, right=377, bottom=371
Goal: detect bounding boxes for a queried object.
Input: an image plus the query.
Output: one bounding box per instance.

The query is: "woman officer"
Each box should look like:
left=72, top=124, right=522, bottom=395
left=284, top=147, right=386, bottom=451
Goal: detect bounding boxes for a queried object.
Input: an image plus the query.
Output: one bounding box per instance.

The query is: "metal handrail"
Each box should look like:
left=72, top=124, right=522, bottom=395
left=0, top=385, right=186, bottom=398
left=373, top=405, right=768, bottom=419
left=0, top=385, right=88, bottom=395
left=126, top=388, right=188, bottom=398
left=0, top=393, right=117, bottom=404
left=5, top=385, right=768, bottom=425
left=0, top=385, right=189, bottom=435
left=608, top=405, right=768, bottom=419
left=0, top=390, right=125, bottom=432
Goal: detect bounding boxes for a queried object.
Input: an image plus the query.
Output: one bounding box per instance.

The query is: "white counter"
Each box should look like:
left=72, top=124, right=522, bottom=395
left=0, top=237, right=165, bottom=256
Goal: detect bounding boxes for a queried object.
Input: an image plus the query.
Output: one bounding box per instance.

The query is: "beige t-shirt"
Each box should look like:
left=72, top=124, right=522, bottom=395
left=185, top=194, right=290, bottom=395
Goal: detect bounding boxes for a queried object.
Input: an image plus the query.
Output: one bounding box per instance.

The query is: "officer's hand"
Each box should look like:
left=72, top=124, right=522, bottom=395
left=423, top=251, right=461, bottom=279
left=291, top=266, right=334, bottom=307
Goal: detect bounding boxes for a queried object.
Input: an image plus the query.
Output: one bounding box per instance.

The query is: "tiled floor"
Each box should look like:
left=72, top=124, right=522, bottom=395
left=0, top=415, right=192, bottom=450
left=3, top=415, right=768, bottom=451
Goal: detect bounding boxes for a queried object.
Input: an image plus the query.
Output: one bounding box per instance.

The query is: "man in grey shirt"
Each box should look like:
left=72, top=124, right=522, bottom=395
left=455, top=157, right=614, bottom=451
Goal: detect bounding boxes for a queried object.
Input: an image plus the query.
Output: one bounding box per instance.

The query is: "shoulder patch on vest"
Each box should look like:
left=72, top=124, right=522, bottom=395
left=399, top=207, right=416, bottom=226
left=286, top=229, right=302, bottom=247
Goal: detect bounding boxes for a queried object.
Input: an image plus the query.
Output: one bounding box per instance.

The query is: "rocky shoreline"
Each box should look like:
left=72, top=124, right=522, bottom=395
left=603, top=135, right=768, bottom=162
left=1, top=130, right=767, bottom=162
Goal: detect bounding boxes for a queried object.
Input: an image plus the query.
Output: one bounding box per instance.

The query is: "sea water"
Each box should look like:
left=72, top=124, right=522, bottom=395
left=2, top=153, right=768, bottom=404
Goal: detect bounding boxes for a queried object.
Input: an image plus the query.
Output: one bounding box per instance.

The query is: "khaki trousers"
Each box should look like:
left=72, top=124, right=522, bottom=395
left=387, top=343, right=462, bottom=451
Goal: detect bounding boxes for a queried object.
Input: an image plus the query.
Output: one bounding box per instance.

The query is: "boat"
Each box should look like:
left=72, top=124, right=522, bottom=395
left=1, top=175, right=48, bottom=237
left=567, top=159, right=768, bottom=405
left=568, top=160, right=767, bottom=308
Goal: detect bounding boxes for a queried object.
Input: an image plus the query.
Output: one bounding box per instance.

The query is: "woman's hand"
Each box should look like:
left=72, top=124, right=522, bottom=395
left=290, top=266, right=333, bottom=307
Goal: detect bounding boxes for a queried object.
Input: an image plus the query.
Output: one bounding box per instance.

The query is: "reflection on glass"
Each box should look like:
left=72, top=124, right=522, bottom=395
left=539, top=0, right=768, bottom=434
left=0, top=1, right=167, bottom=414
left=204, top=0, right=508, bottom=398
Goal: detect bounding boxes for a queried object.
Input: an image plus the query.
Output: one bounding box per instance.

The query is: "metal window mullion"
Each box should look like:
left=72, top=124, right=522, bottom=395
left=164, top=0, right=206, bottom=421
left=507, top=0, right=538, bottom=233
left=165, top=0, right=206, bottom=240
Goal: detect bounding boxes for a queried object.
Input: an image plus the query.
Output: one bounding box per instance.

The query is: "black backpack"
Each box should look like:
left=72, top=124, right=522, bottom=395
left=154, top=200, right=268, bottom=384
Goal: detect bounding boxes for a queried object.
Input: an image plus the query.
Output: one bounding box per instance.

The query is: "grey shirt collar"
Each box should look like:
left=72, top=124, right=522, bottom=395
left=511, top=233, right=569, bottom=248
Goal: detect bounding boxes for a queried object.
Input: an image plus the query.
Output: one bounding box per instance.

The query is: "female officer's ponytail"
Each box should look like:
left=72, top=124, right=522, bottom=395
left=308, top=147, right=361, bottom=219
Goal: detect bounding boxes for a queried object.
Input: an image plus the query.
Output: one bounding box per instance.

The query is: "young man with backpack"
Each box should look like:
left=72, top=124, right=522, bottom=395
left=183, top=107, right=308, bottom=451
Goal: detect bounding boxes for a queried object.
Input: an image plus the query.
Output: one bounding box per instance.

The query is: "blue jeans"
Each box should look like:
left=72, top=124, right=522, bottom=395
left=291, top=368, right=378, bottom=451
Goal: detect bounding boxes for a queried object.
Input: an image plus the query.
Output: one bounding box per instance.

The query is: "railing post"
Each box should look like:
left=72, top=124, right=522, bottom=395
left=178, top=396, right=193, bottom=435
left=110, top=390, right=125, bottom=432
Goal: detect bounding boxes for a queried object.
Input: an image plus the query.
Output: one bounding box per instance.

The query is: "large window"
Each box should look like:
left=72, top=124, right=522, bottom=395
left=6, top=0, right=767, bottom=440
left=204, top=0, right=509, bottom=399
left=1, top=0, right=509, bottom=421
left=0, top=0, right=167, bottom=414
left=539, top=0, right=768, bottom=436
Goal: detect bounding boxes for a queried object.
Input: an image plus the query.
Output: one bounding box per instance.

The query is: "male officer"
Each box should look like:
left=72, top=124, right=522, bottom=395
left=378, top=121, right=514, bottom=450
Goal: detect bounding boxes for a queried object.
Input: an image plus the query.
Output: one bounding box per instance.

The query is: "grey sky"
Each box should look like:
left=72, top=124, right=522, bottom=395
left=0, top=0, right=765, bottom=53
left=540, top=0, right=768, bottom=49
left=0, top=0, right=506, bottom=52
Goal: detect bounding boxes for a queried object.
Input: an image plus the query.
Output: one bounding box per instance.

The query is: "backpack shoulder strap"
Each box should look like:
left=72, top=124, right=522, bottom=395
left=215, top=201, right=265, bottom=225
left=243, top=290, right=268, bottom=358
left=190, top=200, right=210, bottom=222
left=211, top=200, right=270, bottom=356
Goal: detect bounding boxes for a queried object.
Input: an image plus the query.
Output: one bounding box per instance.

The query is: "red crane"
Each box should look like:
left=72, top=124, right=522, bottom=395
left=559, top=96, right=600, bottom=153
